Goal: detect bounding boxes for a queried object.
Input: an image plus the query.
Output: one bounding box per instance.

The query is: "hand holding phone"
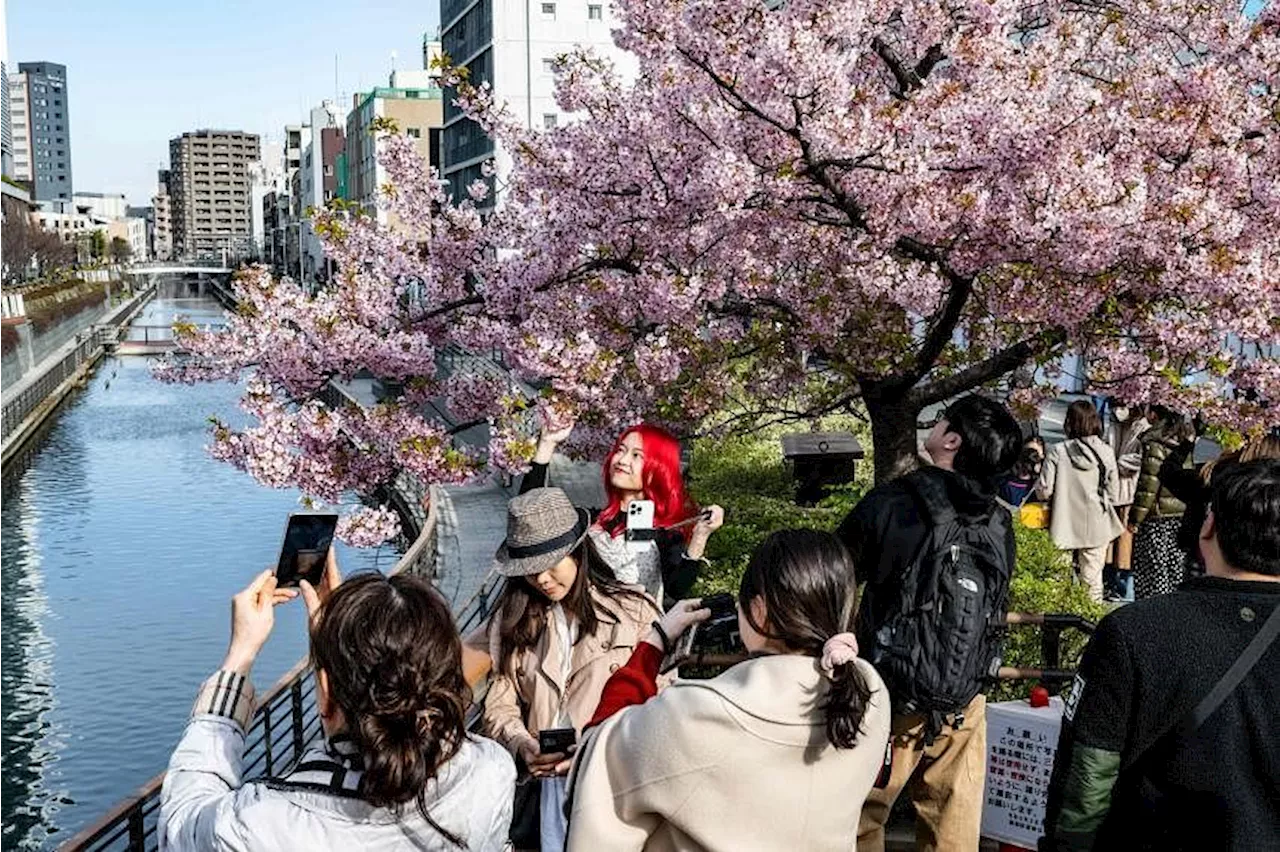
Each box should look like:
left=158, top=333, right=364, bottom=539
left=537, top=727, right=577, bottom=755
left=625, top=499, right=657, bottom=543
left=274, top=512, right=339, bottom=588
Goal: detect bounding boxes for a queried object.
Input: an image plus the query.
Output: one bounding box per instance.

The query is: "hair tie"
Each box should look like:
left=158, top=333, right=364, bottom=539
left=820, top=633, right=859, bottom=677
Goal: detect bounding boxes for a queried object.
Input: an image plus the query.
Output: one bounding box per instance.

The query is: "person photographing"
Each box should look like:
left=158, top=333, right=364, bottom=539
left=565, top=530, right=891, bottom=851
left=159, top=553, right=516, bottom=851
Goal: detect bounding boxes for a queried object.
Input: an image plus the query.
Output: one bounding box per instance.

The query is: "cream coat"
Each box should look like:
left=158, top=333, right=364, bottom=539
left=1038, top=436, right=1123, bottom=549
left=483, top=584, right=662, bottom=755
left=565, top=654, right=892, bottom=852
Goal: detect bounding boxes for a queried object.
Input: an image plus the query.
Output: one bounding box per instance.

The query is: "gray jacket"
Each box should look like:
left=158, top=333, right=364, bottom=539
left=160, top=671, right=515, bottom=852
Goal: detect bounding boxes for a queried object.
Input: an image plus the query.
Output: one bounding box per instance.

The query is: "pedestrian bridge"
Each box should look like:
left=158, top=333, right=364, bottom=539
left=109, top=322, right=229, bottom=356
left=126, top=264, right=234, bottom=275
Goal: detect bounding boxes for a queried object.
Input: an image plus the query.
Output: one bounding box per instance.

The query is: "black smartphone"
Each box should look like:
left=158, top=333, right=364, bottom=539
left=274, top=511, right=339, bottom=588
left=538, top=727, right=576, bottom=754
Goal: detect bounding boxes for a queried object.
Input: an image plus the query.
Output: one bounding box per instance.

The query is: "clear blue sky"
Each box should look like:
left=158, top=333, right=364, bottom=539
left=8, top=0, right=440, bottom=205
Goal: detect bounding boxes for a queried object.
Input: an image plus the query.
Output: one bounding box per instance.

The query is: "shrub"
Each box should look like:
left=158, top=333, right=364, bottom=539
left=685, top=425, right=1106, bottom=700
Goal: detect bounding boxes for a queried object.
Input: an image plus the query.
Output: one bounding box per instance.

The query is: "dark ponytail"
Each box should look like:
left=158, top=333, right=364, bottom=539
left=738, top=529, right=873, bottom=749
left=311, top=573, right=470, bottom=845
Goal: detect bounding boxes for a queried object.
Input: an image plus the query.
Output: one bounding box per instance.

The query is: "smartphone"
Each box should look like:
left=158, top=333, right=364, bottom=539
left=274, top=511, right=339, bottom=588
left=625, top=499, right=657, bottom=543
left=538, top=727, right=576, bottom=754
left=626, top=500, right=655, bottom=529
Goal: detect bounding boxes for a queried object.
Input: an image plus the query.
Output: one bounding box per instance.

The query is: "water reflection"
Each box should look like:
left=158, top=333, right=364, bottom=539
left=0, top=280, right=402, bottom=849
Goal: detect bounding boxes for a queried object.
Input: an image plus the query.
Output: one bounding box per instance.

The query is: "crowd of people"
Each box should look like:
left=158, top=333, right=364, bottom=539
left=156, top=395, right=1279, bottom=851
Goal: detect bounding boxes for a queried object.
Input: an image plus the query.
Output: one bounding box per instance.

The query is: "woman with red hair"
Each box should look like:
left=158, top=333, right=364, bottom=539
left=521, top=416, right=724, bottom=608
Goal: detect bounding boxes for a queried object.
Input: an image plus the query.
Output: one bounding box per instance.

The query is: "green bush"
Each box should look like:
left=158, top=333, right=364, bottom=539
left=684, top=426, right=1106, bottom=700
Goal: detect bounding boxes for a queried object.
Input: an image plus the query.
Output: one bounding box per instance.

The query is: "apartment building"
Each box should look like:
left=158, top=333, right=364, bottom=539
left=437, top=1, right=634, bottom=204
left=8, top=61, right=73, bottom=202
left=344, top=70, right=442, bottom=226
left=299, top=101, right=346, bottom=281
left=249, top=139, right=285, bottom=262
left=151, top=169, right=173, bottom=261
left=168, top=129, right=261, bottom=261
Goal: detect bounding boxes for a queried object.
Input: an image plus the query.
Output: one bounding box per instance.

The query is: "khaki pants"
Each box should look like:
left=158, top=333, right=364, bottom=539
left=1073, top=544, right=1107, bottom=602
left=857, top=694, right=987, bottom=852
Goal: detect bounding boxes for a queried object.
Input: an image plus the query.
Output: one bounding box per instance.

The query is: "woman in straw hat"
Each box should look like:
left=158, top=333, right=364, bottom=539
left=482, top=487, right=662, bottom=852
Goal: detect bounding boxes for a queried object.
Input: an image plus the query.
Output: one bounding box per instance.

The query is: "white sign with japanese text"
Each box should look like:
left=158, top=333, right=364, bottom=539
left=981, top=697, right=1064, bottom=849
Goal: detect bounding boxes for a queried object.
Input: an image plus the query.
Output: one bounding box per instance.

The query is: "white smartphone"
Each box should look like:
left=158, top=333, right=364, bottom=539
left=626, top=499, right=655, bottom=530
left=625, top=499, right=657, bottom=543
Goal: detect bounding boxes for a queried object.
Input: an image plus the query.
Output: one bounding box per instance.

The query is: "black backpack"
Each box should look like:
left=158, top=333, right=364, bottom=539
left=867, top=472, right=1012, bottom=739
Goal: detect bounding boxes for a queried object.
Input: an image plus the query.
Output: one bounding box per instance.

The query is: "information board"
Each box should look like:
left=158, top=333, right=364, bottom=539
left=981, top=697, right=1064, bottom=849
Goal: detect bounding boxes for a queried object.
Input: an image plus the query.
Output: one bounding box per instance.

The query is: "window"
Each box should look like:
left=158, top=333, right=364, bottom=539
left=588, top=4, right=602, bottom=19
left=542, top=58, right=555, bottom=73
left=543, top=113, right=558, bottom=130
left=407, top=127, right=422, bottom=138
left=541, top=2, right=555, bottom=14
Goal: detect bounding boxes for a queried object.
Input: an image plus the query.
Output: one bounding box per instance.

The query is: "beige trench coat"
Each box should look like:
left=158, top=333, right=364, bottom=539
left=482, top=584, right=662, bottom=756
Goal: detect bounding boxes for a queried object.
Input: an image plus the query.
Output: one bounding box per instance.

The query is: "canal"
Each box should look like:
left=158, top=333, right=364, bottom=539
left=1, top=280, right=404, bottom=850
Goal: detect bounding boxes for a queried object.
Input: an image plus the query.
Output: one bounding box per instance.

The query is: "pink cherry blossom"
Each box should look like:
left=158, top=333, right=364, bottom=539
left=160, top=0, right=1280, bottom=530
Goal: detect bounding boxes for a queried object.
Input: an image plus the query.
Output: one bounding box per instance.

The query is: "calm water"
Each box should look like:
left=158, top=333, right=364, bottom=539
left=1, top=284, right=403, bottom=849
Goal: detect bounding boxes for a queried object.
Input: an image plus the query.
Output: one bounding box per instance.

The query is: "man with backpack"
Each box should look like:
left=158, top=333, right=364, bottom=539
left=839, top=394, right=1023, bottom=851
left=1041, top=458, right=1280, bottom=851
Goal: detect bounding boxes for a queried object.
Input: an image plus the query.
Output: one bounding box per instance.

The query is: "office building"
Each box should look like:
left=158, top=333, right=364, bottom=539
left=8, top=61, right=73, bottom=202
left=437, top=2, right=634, bottom=204
left=168, top=129, right=261, bottom=261
left=1, top=16, right=12, bottom=178
left=344, top=70, right=442, bottom=226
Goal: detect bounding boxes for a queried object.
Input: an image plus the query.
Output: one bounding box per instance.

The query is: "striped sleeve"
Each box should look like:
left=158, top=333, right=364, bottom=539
left=190, top=670, right=256, bottom=730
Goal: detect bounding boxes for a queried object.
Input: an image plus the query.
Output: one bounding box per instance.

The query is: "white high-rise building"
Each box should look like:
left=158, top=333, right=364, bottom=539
left=249, top=139, right=285, bottom=262
left=437, top=1, right=636, bottom=205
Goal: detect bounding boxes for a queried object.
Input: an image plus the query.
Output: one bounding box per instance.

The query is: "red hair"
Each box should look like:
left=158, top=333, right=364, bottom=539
left=597, top=423, right=697, bottom=537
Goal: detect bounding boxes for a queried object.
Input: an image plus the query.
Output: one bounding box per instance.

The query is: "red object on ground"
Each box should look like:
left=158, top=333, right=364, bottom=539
left=998, top=844, right=1034, bottom=851
left=1029, top=685, right=1051, bottom=708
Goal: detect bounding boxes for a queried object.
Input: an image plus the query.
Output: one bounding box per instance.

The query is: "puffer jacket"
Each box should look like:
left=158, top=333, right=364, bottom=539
left=1130, top=427, right=1189, bottom=526
left=160, top=671, right=516, bottom=851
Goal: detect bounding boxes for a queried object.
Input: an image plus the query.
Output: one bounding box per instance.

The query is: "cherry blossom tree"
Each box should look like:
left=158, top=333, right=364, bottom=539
left=159, top=0, right=1280, bottom=540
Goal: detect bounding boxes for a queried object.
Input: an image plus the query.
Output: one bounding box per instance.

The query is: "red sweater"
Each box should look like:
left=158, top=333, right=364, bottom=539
left=587, top=641, right=664, bottom=729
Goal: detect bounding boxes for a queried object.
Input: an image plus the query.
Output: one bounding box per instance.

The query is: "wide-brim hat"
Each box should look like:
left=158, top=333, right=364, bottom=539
left=494, top=487, right=591, bottom=578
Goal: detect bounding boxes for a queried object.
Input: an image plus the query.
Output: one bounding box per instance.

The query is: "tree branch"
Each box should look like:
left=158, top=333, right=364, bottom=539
left=889, top=236, right=976, bottom=390
left=910, top=329, right=1068, bottom=408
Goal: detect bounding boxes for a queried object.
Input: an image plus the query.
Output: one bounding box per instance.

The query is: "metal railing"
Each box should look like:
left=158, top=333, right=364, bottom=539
left=675, top=611, right=1096, bottom=691
left=2, top=331, right=106, bottom=442
left=59, top=499, right=448, bottom=852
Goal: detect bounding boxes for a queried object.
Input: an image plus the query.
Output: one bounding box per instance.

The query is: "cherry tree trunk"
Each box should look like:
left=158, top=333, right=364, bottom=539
left=864, top=392, right=924, bottom=485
